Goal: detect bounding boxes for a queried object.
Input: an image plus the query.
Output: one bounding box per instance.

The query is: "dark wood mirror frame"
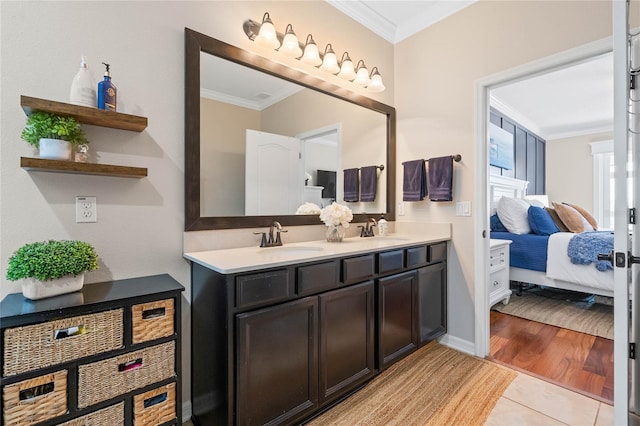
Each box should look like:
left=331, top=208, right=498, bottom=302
left=185, top=27, right=396, bottom=231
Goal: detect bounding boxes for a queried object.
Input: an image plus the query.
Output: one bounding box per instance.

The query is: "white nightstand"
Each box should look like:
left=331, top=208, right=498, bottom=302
left=489, top=239, right=512, bottom=307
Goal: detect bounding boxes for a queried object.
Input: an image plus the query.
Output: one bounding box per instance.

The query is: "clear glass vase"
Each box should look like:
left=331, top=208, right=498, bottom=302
left=325, top=225, right=345, bottom=242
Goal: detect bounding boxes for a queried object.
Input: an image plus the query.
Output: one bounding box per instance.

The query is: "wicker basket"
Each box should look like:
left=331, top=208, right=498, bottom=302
left=133, top=382, right=176, bottom=426
left=59, top=402, right=124, bottom=426
left=2, top=370, right=68, bottom=426
left=3, top=308, right=124, bottom=377
left=77, top=341, right=175, bottom=409
left=131, top=299, right=174, bottom=344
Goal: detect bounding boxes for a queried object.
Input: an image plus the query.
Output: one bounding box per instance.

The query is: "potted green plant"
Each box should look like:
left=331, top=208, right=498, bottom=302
left=21, top=111, right=88, bottom=160
left=6, top=240, right=98, bottom=300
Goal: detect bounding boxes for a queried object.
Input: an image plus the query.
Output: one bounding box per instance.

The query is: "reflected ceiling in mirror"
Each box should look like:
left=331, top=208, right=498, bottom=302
left=185, top=28, right=396, bottom=231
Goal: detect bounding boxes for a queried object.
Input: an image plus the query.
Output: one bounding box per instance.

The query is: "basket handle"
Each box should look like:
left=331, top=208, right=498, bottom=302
left=142, top=307, right=166, bottom=320
left=54, top=325, right=85, bottom=340
left=118, top=358, right=143, bottom=372
left=19, top=382, right=54, bottom=402
left=144, top=392, right=168, bottom=408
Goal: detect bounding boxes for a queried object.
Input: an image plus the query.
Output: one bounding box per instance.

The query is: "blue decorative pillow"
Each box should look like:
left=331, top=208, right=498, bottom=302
left=490, top=214, right=508, bottom=232
left=528, top=206, right=560, bottom=235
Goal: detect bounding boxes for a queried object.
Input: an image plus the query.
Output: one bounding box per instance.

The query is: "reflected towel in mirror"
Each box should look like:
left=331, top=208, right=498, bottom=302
left=360, top=166, right=377, bottom=202
left=343, top=168, right=359, bottom=202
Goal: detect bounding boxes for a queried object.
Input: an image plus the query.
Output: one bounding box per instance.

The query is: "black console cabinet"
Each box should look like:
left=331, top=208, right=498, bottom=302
left=190, top=242, right=447, bottom=425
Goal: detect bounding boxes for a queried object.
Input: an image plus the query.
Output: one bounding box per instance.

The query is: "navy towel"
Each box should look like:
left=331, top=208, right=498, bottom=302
left=403, top=160, right=427, bottom=201
left=427, top=156, right=453, bottom=202
left=343, top=168, right=359, bottom=202
left=360, top=166, right=377, bottom=202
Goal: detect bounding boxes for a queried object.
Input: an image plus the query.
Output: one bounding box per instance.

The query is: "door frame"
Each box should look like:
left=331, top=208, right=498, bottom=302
left=472, top=34, right=616, bottom=387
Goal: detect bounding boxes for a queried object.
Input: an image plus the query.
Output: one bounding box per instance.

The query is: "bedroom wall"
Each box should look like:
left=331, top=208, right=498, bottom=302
left=394, top=0, right=613, bottom=346
left=546, top=131, right=613, bottom=215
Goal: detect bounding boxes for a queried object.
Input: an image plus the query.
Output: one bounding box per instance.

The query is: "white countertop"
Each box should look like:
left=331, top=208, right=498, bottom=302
left=184, top=233, right=450, bottom=274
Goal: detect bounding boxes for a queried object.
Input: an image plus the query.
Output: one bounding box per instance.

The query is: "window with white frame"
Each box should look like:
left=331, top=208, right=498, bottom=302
left=591, top=140, right=614, bottom=229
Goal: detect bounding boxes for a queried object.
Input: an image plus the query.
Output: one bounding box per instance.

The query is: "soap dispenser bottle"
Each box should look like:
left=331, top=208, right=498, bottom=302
left=69, top=56, right=96, bottom=108
left=378, top=215, right=388, bottom=236
left=97, top=62, right=117, bottom=111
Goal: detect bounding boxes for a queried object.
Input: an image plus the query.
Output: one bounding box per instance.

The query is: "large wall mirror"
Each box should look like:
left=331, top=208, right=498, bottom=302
left=185, top=28, right=396, bottom=231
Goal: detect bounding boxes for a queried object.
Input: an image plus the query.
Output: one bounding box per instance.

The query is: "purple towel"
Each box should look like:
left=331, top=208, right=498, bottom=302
left=343, top=168, right=359, bottom=202
left=403, top=160, right=427, bottom=201
left=427, top=156, right=453, bottom=202
left=360, top=166, right=377, bottom=202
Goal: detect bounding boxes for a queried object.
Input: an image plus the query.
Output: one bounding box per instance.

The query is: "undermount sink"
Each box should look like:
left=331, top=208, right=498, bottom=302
left=257, top=246, right=324, bottom=255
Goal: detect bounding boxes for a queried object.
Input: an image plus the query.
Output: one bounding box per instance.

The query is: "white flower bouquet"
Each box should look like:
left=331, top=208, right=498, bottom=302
left=295, top=202, right=322, bottom=215
left=319, top=202, right=353, bottom=228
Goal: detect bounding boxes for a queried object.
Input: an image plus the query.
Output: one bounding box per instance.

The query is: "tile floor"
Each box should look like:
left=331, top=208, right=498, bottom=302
left=182, top=372, right=613, bottom=425
left=485, top=372, right=613, bottom=426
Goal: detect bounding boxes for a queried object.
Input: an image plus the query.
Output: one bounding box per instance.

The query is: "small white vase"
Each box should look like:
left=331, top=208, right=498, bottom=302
left=39, top=138, right=72, bottom=160
left=21, top=274, right=84, bottom=300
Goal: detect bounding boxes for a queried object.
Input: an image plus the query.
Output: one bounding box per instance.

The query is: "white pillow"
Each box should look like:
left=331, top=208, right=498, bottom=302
left=497, top=196, right=531, bottom=234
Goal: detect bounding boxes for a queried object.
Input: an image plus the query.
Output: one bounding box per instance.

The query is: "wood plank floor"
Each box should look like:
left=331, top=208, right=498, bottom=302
left=489, top=310, right=614, bottom=403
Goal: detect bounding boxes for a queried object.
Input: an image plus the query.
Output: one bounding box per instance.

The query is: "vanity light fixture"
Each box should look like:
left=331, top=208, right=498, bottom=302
left=254, top=12, right=280, bottom=50
left=353, top=60, right=371, bottom=86
left=300, top=35, right=322, bottom=66
left=279, top=24, right=302, bottom=58
left=243, top=12, right=385, bottom=92
left=337, top=52, right=357, bottom=80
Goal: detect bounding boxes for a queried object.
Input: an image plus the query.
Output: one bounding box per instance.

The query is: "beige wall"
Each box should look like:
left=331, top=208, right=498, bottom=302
left=546, top=131, right=613, bottom=213
left=394, top=0, right=613, bottom=343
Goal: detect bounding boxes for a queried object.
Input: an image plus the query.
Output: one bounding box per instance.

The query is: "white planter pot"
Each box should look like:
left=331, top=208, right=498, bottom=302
left=39, top=138, right=72, bottom=160
left=21, top=274, right=84, bottom=300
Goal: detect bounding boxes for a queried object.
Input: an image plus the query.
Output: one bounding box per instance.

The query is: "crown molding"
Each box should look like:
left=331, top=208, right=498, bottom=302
left=489, top=94, right=545, bottom=138
left=395, top=1, right=476, bottom=43
left=200, top=85, right=303, bottom=111
left=325, top=0, right=396, bottom=43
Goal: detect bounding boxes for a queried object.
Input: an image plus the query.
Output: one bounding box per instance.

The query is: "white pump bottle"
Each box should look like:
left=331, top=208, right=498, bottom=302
left=70, top=56, right=97, bottom=108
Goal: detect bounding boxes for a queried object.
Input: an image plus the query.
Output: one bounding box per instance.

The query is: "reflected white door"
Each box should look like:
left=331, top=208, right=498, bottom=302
left=245, top=129, right=302, bottom=215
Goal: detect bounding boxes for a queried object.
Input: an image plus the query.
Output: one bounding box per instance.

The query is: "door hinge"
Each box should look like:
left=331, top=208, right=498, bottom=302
left=630, top=208, right=636, bottom=225
left=631, top=343, right=636, bottom=360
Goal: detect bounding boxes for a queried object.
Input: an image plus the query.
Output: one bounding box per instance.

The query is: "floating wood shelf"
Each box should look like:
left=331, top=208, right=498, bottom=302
left=21, top=96, right=148, bottom=132
left=20, top=157, right=147, bottom=179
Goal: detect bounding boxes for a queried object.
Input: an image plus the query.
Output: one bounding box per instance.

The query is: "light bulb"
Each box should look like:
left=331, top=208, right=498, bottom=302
left=300, top=34, right=322, bottom=66
left=254, top=12, right=280, bottom=50
left=319, top=44, right=340, bottom=74
left=279, top=24, right=302, bottom=58
left=353, top=60, right=370, bottom=86
left=367, top=67, right=385, bottom=93
left=337, top=52, right=356, bottom=80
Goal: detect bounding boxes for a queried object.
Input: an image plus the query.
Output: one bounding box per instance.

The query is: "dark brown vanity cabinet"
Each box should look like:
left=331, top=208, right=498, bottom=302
left=190, top=241, right=446, bottom=426
left=418, top=262, right=447, bottom=345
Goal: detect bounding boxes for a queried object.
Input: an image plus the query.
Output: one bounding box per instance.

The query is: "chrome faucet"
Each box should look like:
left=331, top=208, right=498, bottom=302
left=359, top=218, right=377, bottom=237
left=254, top=221, right=288, bottom=247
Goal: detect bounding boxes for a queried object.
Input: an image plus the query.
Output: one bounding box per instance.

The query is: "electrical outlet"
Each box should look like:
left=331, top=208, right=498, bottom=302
left=76, top=196, right=97, bottom=223
left=398, top=202, right=405, bottom=216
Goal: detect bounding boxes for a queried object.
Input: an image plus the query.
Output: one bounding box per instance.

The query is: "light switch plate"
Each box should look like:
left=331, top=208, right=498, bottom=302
left=76, top=196, right=97, bottom=223
left=456, top=201, right=471, bottom=217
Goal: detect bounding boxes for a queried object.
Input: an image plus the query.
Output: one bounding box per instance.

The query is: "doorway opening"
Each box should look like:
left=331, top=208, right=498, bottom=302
left=473, top=39, right=614, bottom=403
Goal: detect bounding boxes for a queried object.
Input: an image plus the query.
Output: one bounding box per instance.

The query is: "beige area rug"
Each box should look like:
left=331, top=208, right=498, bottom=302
left=493, top=290, right=614, bottom=339
left=307, top=342, right=516, bottom=426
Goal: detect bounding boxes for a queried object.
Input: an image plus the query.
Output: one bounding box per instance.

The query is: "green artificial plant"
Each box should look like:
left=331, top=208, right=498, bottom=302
left=6, top=240, right=98, bottom=281
left=20, top=111, right=88, bottom=147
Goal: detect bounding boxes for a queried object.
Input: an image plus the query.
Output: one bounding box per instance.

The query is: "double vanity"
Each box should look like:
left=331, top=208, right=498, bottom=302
left=185, top=233, right=449, bottom=425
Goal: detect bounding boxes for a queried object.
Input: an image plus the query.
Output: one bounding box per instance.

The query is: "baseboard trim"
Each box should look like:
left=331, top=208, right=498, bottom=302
left=183, top=400, right=192, bottom=424
left=438, top=333, right=475, bottom=355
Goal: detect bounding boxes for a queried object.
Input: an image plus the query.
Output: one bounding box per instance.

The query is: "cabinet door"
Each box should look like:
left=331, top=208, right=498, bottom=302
left=378, top=271, right=418, bottom=369
left=417, top=262, right=447, bottom=345
left=319, top=281, right=375, bottom=405
left=236, top=297, right=318, bottom=426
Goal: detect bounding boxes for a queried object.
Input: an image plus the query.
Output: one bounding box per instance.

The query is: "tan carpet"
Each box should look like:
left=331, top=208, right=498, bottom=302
left=307, top=342, right=516, bottom=426
left=493, top=292, right=613, bottom=339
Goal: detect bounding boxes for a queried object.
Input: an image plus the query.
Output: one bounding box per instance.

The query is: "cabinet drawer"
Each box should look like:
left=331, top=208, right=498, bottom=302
left=3, top=370, right=67, bottom=426
left=297, top=261, right=338, bottom=296
left=133, top=382, right=176, bottom=426
left=429, top=242, right=447, bottom=263
left=3, top=308, right=124, bottom=377
left=489, top=249, right=507, bottom=272
left=132, top=299, right=175, bottom=344
left=236, top=269, right=291, bottom=309
left=406, top=246, right=428, bottom=269
left=342, top=255, right=375, bottom=284
left=77, top=341, right=175, bottom=409
left=59, top=402, right=124, bottom=425
left=378, top=250, right=404, bottom=274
